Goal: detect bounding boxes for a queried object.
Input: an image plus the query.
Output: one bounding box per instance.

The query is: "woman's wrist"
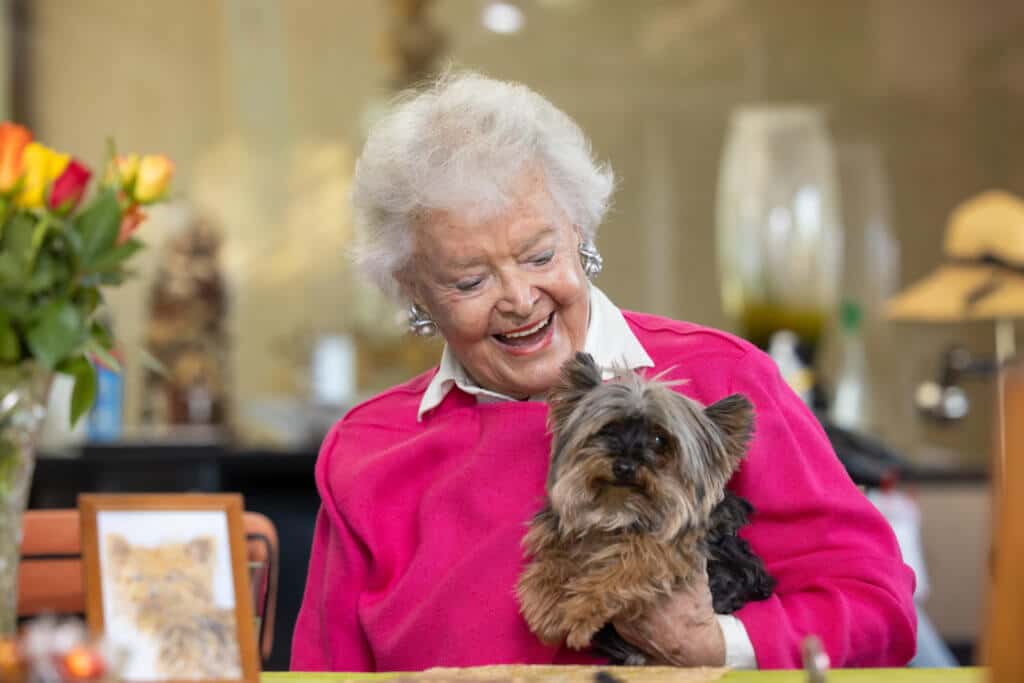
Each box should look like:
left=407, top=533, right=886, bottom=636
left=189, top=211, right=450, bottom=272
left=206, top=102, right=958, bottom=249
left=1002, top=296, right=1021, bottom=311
left=629, top=609, right=726, bottom=667
left=663, top=612, right=726, bottom=667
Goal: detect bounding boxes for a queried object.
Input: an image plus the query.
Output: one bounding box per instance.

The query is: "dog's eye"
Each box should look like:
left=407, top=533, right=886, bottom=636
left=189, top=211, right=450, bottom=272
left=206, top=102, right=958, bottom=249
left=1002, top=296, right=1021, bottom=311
left=651, top=434, right=664, bottom=450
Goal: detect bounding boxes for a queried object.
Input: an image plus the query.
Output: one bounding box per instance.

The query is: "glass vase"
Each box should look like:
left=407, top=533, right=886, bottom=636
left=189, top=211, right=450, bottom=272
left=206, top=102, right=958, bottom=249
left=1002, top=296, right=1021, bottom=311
left=716, top=105, right=844, bottom=361
left=0, top=364, right=50, bottom=635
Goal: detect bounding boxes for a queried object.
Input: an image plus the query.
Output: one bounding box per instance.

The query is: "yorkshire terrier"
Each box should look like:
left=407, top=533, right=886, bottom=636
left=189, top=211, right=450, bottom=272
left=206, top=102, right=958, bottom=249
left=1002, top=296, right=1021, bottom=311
left=516, top=353, right=774, bottom=665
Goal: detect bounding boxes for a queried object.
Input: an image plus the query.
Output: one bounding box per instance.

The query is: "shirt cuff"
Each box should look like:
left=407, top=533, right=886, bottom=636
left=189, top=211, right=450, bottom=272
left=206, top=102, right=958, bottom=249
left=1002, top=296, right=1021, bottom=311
left=717, top=614, right=757, bottom=669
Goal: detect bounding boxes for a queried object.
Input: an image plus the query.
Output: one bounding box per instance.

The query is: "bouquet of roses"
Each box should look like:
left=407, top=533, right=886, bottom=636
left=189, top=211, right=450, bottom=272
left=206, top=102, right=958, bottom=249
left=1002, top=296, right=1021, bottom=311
left=0, top=122, right=174, bottom=425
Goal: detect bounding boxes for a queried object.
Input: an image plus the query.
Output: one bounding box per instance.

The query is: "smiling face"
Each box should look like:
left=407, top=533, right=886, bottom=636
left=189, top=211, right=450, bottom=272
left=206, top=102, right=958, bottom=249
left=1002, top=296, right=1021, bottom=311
left=404, top=172, right=591, bottom=399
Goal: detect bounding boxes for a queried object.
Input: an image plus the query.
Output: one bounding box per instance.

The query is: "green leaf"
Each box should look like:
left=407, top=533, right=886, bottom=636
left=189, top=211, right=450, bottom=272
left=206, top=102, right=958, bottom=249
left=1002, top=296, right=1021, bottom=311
left=57, top=354, right=97, bottom=426
left=91, top=237, right=144, bottom=273
left=76, top=287, right=102, bottom=315
left=90, top=318, right=114, bottom=349
left=27, top=252, right=70, bottom=293
left=74, top=189, right=121, bottom=267
left=0, top=291, right=34, bottom=322
left=138, top=346, right=166, bottom=377
left=0, top=253, right=22, bottom=288
left=4, top=212, right=36, bottom=270
left=27, top=253, right=55, bottom=292
left=98, top=270, right=128, bottom=285
left=0, top=314, right=19, bottom=362
left=62, top=225, right=83, bottom=260
left=26, top=300, right=87, bottom=368
left=86, top=340, right=121, bottom=373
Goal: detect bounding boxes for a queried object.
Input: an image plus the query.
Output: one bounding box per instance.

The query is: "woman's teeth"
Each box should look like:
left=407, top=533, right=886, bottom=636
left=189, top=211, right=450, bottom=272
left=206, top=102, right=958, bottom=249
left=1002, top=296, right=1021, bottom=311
left=496, top=314, right=552, bottom=342
left=505, top=317, right=550, bottom=338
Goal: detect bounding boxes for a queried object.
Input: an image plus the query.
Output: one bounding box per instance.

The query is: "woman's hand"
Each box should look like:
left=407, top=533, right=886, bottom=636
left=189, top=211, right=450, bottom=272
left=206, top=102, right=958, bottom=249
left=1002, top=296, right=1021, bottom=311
left=611, top=565, right=725, bottom=667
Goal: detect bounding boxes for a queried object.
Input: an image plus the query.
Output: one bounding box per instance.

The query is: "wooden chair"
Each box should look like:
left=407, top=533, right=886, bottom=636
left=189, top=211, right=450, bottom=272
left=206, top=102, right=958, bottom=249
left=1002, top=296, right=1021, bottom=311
left=985, top=360, right=1024, bottom=681
left=17, top=508, right=279, bottom=663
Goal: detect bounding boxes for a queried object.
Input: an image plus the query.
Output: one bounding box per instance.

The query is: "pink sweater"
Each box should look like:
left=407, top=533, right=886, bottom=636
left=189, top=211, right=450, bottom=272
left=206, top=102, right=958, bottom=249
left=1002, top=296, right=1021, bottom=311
left=291, top=313, right=917, bottom=671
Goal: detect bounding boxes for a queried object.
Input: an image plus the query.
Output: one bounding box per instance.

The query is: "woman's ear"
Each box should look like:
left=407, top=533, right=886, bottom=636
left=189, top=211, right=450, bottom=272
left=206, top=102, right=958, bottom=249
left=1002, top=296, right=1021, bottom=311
left=394, top=265, right=422, bottom=309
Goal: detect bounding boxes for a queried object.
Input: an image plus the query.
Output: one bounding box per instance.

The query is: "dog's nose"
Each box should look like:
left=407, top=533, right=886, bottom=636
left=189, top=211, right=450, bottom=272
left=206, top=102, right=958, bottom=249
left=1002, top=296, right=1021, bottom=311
left=612, top=459, right=638, bottom=482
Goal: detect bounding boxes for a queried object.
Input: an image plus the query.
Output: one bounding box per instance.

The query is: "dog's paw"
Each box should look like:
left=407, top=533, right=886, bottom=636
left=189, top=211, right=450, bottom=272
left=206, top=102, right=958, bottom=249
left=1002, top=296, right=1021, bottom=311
left=521, top=611, right=566, bottom=644
left=519, top=599, right=569, bottom=645
left=518, top=592, right=567, bottom=644
left=566, top=622, right=600, bottom=651
left=623, top=652, right=649, bottom=666
left=536, top=626, right=567, bottom=647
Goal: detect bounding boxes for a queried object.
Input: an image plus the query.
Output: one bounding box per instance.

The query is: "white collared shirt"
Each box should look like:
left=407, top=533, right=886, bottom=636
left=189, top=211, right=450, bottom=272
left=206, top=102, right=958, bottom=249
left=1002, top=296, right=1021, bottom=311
left=415, top=284, right=757, bottom=669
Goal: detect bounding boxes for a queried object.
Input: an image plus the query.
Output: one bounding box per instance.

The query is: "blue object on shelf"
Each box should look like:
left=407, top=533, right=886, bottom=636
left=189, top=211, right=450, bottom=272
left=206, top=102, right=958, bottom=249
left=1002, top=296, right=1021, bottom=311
left=88, top=356, right=123, bottom=442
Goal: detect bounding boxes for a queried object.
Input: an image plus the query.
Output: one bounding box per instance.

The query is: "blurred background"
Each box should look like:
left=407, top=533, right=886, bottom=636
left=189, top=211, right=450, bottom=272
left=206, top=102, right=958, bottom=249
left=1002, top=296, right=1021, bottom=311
left=6, top=0, right=1022, bottom=670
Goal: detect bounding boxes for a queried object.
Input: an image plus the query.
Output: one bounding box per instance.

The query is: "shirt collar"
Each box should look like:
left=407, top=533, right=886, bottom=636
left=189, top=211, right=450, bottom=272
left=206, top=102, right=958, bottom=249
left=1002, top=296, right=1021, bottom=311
left=417, top=285, right=654, bottom=420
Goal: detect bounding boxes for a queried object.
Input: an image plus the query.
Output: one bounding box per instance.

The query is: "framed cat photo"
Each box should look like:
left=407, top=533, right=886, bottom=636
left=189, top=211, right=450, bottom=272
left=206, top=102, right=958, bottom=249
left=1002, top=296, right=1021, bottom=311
left=79, top=493, right=259, bottom=683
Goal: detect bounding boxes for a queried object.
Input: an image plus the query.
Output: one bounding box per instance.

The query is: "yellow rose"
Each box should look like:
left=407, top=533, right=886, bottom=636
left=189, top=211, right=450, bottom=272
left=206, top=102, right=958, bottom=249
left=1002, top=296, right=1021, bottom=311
left=104, top=153, right=139, bottom=189
left=17, top=142, right=70, bottom=208
left=133, top=154, right=174, bottom=203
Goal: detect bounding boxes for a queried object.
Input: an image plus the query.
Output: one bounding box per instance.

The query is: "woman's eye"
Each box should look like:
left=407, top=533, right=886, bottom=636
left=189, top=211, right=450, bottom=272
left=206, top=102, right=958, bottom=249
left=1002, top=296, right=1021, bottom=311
left=530, top=250, right=554, bottom=265
left=455, top=277, right=484, bottom=292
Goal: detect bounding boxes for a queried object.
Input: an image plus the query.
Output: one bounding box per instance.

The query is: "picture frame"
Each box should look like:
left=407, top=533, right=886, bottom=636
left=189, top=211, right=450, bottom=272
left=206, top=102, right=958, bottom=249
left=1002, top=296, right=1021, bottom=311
left=79, top=493, right=260, bottom=683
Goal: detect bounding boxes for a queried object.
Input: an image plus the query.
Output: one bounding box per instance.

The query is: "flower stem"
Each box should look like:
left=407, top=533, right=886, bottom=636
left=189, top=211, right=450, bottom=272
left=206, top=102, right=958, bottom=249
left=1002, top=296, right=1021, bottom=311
left=0, top=500, right=23, bottom=635
left=28, top=213, right=53, bottom=271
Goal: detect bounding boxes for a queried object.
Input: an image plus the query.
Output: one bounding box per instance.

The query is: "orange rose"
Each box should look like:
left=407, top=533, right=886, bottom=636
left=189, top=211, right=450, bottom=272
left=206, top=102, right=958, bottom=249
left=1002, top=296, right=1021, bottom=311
left=118, top=203, right=146, bottom=244
left=0, top=122, right=31, bottom=194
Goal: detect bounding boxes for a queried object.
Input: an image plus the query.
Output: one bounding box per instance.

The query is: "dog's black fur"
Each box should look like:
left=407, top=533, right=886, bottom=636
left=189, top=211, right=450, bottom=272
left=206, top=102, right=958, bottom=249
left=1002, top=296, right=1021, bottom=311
left=590, top=491, right=775, bottom=665
left=706, top=493, right=775, bottom=613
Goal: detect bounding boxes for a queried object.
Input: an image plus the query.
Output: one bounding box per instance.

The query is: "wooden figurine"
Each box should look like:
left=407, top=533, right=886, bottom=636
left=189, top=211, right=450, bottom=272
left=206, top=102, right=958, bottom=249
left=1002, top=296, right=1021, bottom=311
left=142, top=218, right=230, bottom=434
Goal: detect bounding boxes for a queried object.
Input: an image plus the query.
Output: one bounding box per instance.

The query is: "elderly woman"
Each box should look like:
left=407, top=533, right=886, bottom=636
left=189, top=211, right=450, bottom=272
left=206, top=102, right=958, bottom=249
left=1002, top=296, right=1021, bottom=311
left=291, top=73, right=916, bottom=671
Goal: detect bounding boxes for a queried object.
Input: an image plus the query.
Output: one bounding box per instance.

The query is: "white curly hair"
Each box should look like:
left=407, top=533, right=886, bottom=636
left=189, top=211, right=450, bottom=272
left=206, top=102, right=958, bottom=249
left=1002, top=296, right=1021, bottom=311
left=351, top=71, right=615, bottom=302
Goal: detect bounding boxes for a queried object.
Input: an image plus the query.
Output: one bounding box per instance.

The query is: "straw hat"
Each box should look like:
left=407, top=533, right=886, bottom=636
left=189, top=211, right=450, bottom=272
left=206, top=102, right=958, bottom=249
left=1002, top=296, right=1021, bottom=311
left=885, top=190, right=1024, bottom=321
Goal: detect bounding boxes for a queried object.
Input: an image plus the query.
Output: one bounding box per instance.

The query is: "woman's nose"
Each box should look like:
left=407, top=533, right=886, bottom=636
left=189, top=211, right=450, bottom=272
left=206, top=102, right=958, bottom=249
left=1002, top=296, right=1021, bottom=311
left=497, top=274, right=536, bottom=317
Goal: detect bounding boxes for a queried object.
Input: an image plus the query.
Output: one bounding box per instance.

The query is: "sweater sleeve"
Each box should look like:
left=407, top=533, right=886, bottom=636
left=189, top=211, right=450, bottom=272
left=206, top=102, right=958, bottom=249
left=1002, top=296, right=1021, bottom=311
left=290, top=422, right=375, bottom=672
left=726, top=348, right=917, bottom=669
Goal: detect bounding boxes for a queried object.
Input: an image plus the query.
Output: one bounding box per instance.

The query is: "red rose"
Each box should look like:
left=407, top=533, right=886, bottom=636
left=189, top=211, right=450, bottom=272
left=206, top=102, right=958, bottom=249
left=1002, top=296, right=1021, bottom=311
left=48, top=159, right=92, bottom=214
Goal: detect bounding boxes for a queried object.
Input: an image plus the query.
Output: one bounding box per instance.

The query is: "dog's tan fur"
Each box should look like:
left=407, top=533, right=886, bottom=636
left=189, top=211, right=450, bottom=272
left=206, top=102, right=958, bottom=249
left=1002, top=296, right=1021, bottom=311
left=516, top=353, right=753, bottom=652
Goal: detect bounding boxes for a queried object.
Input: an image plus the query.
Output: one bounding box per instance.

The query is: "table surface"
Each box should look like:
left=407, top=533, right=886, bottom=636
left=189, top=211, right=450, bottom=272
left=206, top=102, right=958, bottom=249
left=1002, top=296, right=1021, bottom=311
left=267, top=668, right=984, bottom=682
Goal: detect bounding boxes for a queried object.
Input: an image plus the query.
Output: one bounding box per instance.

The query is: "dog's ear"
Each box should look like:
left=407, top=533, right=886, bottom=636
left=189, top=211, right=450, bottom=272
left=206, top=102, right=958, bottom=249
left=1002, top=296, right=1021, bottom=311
left=547, top=352, right=602, bottom=430
left=704, top=393, right=755, bottom=462
left=563, top=352, right=602, bottom=391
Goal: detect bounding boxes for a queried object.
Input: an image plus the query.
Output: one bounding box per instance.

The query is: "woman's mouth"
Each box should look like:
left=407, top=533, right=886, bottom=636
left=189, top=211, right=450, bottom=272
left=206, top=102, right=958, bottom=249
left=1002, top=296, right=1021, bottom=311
left=493, top=313, right=555, bottom=351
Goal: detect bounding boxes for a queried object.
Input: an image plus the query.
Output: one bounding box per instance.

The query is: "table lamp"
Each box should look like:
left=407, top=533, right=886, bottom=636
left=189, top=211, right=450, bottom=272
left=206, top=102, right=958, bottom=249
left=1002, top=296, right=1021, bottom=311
left=885, top=189, right=1024, bottom=681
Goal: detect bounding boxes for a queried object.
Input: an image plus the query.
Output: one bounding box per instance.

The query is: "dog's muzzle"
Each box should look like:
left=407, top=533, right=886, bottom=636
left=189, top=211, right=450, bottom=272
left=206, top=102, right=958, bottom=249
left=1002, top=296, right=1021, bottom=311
left=612, top=459, right=638, bottom=484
